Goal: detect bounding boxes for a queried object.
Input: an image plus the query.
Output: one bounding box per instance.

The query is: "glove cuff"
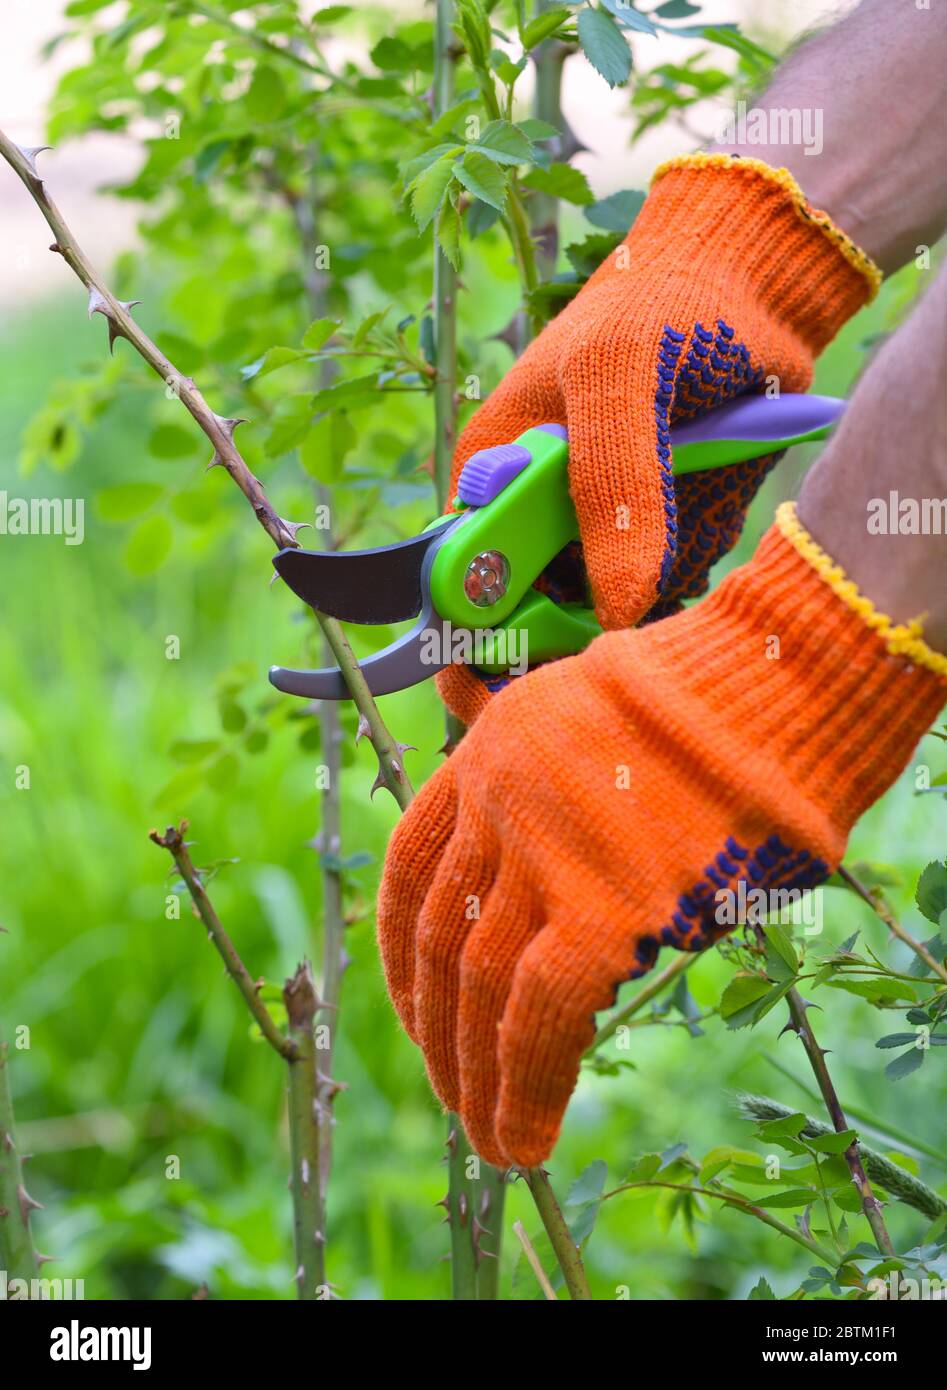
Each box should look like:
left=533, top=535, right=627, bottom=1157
left=636, top=153, right=881, bottom=352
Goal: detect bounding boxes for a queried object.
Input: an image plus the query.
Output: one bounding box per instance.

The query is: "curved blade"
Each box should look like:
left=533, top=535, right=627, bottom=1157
left=269, top=608, right=454, bottom=700
left=273, top=517, right=455, bottom=624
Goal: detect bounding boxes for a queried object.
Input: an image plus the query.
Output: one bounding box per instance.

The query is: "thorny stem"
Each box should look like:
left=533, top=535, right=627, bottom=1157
left=0, top=129, right=413, bottom=808
left=284, top=962, right=328, bottom=1299
left=149, top=823, right=299, bottom=1062
left=524, top=1167, right=592, bottom=1300
left=781, top=976, right=896, bottom=1256
left=838, top=864, right=947, bottom=986
left=588, top=950, right=700, bottom=1053
left=445, top=1117, right=479, bottom=1299
left=433, top=0, right=459, bottom=511
left=530, top=4, right=569, bottom=281
left=150, top=824, right=328, bottom=1296
left=0, top=1042, right=43, bottom=1286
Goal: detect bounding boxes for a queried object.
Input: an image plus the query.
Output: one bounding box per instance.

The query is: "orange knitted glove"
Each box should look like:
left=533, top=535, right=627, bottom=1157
left=437, top=153, right=879, bottom=727
left=379, top=505, right=947, bottom=1167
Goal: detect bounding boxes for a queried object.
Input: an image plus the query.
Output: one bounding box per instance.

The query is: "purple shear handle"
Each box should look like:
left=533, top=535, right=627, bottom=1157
left=457, top=395, right=845, bottom=506
left=669, top=392, right=845, bottom=448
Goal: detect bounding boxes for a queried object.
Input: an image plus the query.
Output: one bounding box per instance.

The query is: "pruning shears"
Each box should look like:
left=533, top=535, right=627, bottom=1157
left=269, top=393, right=844, bottom=700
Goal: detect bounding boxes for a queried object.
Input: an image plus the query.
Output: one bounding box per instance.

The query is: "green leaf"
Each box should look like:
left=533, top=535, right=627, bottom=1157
left=123, top=514, right=173, bottom=576
left=566, top=1160, right=608, bottom=1206
left=586, top=188, right=645, bottom=232
left=521, top=8, right=572, bottom=48
left=147, top=423, right=196, bottom=459
left=916, top=860, right=947, bottom=926
left=302, top=318, right=339, bottom=351
left=96, top=483, right=163, bottom=522
left=885, top=1047, right=926, bottom=1082
left=454, top=150, right=508, bottom=212
left=599, top=0, right=657, bottom=35
left=472, top=119, right=534, bottom=166
left=755, top=1188, right=817, bottom=1209
left=565, top=231, right=623, bottom=278
left=312, top=5, right=353, bottom=22
left=577, top=7, right=632, bottom=87
left=168, top=739, right=220, bottom=765
left=370, top=36, right=414, bottom=71
left=351, top=309, right=389, bottom=350
left=719, top=974, right=771, bottom=1028
left=241, top=346, right=307, bottom=381
left=625, top=1152, right=661, bottom=1183
left=410, top=155, right=455, bottom=230
left=748, top=1275, right=776, bottom=1300
left=757, top=1112, right=807, bottom=1141
left=299, top=413, right=357, bottom=483
left=829, top=977, right=917, bottom=1002
left=764, top=921, right=798, bottom=975
left=516, top=118, right=561, bottom=142
left=653, top=0, right=701, bottom=16
left=875, top=1032, right=924, bottom=1050
left=245, top=67, right=287, bottom=122
left=806, top=1130, right=857, bottom=1155
left=522, top=162, right=593, bottom=205
left=436, top=198, right=462, bottom=269
left=401, top=143, right=463, bottom=188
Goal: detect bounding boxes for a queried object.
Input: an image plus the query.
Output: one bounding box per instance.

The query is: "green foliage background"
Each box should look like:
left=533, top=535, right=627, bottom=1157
left=1, top=0, right=945, bottom=1300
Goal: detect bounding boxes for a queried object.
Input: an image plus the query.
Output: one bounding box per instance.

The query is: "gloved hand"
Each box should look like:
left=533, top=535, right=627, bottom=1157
left=379, top=504, right=946, bottom=1166
left=437, top=153, right=880, bottom=727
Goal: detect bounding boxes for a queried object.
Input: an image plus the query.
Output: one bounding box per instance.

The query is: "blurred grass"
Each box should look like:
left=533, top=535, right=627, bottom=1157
left=0, top=275, right=945, bottom=1301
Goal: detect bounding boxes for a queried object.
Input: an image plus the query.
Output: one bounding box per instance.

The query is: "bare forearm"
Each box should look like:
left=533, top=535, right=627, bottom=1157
left=798, top=257, right=947, bottom=650
left=717, top=0, right=947, bottom=275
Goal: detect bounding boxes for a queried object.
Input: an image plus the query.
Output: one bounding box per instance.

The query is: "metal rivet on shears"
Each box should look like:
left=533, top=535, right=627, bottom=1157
left=463, top=550, right=510, bottom=607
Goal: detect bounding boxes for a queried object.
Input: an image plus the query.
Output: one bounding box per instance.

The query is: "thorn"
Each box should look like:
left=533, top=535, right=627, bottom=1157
left=369, top=762, right=387, bottom=799
left=206, top=452, right=227, bottom=472
left=435, top=1194, right=451, bottom=1212
left=212, top=414, right=247, bottom=442
left=36, top=1253, right=61, bottom=1267
left=490, top=315, right=521, bottom=354
left=86, top=286, right=136, bottom=354
left=278, top=518, right=313, bottom=546
left=396, top=741, right=417, bottom=758
left=17, top=1184, right=43, bottom=1222
left=355, top=713, right=371, bottom=745
left=445, top=1127, right=457, bottom=1155
left=458, top=1192, right=468, bottom=1227
left=293, top=1264, right=305, bottom=1284
left=17, top=144, right=51, bottom=181
left=437, top=733, right=459, bottom=758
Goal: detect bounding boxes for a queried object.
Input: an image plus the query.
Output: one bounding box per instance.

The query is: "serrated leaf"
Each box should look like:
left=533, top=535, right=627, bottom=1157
left=299, top=412, right=356, bottom=483
left=916, top=860, right=947, bottom=926
left=522, top=162, right=593, bottom=205
left=875, top=1032, right=924, bottom=1050
left=436, top=197, right=462, bottom=269
left=245, top=67, right=287, bottom=122
left=577, top=7, right=632, bottom=87
left=302, top=317, right=339, bottom=351
left=585, top=187, right=645, bottom=232
left=517, top=118, right=560, bottom=142
left=95, top=483, right=163, bottom=521
left=764, top=921, right=798, bottom=974
left=599, top=0, right=657, bottom=35
left=625, top=1152, right=661, bottom=1183
left=565, top=1159, right=608, bottom=1206
left=241, top=346, right=307, bottom=381
left=755, top=1188, right=817, bottom=1209
left=454, top=149, right=508, bottom=211
left=828, top=977, right=916, bottom=1002
left=521, top=8, right=572, bottom=47
left=472, top=118, right=534, bottom=166
left=411, top=155, right=455, bottom=230
left=885, top=1047, right=926, bottom=1081
left=719, top=973, right=771, bottom=1025
left=807, top=1130, right=857, bottom=1154
left=748, top=1275, right=776, bottom=1300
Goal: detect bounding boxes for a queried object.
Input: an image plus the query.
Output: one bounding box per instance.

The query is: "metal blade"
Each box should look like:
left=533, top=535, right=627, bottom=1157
left=272, top=517, right=455, bottom=624
left=269, top=608, right=455, bottom=700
